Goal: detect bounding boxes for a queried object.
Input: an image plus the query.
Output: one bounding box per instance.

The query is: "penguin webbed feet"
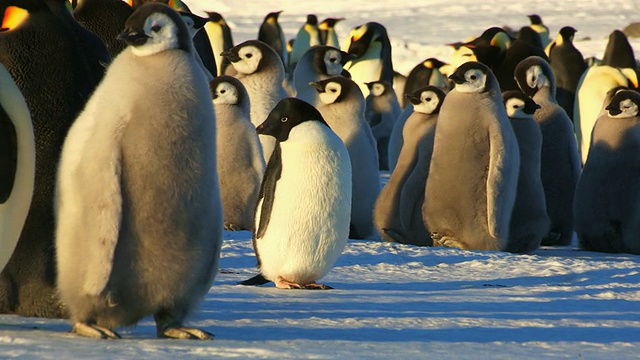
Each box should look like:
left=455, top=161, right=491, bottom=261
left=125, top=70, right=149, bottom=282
left=71, top=322, right=121, bottom=339
left=275, top=276, right=333, bottom=290
left=238, top=273, right=272, bottom=286
left=154, top=312, right=213, bottom=340
left=431, top=232, right=467, bottom=249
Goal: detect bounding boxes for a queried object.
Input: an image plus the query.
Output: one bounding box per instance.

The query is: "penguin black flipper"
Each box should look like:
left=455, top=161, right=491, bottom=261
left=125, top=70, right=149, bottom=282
left=255, top=142, right=283, bottom=240
left=238, top=274, right=271, bottom=286
left=0, top=107, right=17, bottom=204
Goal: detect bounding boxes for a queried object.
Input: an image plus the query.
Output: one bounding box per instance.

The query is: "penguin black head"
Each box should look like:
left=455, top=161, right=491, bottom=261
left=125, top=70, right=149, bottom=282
left=516, top=26, right=543, bottom=49
left=318, top=17, right=344, bottom=30
left=469, top=27, right=513, bottom=49
left=502, top=90, right=541, bottom=119
left=449, top=61, right=494, bottom=94
left=365, top=81, right=392, bottom=97
left=118, top=3, right=192, bottom=56
left=262, top=10, right=282, bottom=23
left=256, top=98, right=329, bottom=142
left=309, top=76, right=360, bottom=105
left=346, top=22, right=388, bottom=58
left=527, top=14, right=543, bottom=25
left=179, top=11, right=208, bottom=31
left=558, top=26, right=577, bottom=44
left=206, top=12, right=224, bottom=24
left=306, top=14, right=318, bottom=26
left=514, top=56, right=555, bottom=97
left=406, top=85, right=446, bottom=115
left=221, top=40, right=280, bottom=75
left=605, top=90, right=640, bottom=118
left=209, top=75, right=247, bottom=107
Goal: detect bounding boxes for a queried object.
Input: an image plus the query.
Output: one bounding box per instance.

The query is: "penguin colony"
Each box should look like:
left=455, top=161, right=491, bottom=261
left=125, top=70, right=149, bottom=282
left=1, top=0, right=640, bottom=339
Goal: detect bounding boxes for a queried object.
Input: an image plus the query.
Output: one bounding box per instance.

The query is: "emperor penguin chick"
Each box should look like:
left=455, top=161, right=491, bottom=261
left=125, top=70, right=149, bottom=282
left=210, top=75, right=265, bottom=231
left=515, top=56, right=581, bottom=246
left=310, top=76, right=381, bottom=240
left=502, top=90, right=550, bottom=253
left=55, top=3, right=223, bottom=340
left=374, top=86, right=445, bottom=246
left=423, top=62, right=520, bottom=251
left=253, top=97, right=352, bottom=289
left=364, top=80, right=402, bottom=170
left=292, top=45, right=352, bottom=104
left=222, top=40, right=288, bottom=163
left=574, top=90, right=640, bottom=255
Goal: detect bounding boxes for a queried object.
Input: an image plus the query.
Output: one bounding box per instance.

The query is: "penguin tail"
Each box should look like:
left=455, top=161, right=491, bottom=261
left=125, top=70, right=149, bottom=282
left=238, top=274, right=271, bottom=286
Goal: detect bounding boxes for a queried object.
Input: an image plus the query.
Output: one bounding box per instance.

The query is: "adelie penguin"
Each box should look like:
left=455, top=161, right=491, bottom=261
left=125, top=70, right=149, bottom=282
left=55, top=3, right=223, bottom=339
left=246, top=97, right=352, bottom=290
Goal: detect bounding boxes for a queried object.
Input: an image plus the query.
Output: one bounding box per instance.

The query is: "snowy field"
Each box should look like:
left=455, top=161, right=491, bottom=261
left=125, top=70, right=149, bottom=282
left=3, top=0, right=640, bottom=358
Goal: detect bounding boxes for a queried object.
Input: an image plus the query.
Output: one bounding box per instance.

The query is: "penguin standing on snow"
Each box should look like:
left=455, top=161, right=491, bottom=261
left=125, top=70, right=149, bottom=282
left=310, top=76, right=381, bottom=240
left=292, top=45, right=352, bottom=104
left=0, top=64, right=34, bottom=273
left=251, top=97, right=352, bottom=289
left=210, top=75, right=265, bottom=231
left=502, top=90, right=550, bottom=253
left=547, top=26, right=586, bottom=120
left=364, top=80, right=401, bottom=170
left=55, top=3, right=222, bottom=339
left=258, top=11, right=288, bottom=71
left=423, top=62, right=520, bottom=251
left=574, top=90, right=640, bottom=255
left=515, top=56, right=581, bottom=246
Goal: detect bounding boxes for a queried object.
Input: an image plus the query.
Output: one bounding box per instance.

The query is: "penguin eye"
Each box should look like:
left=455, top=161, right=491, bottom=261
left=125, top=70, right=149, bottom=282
left=280, top=117, right=288, bottom=122
left=512, top=104, right=519, bottom=109
left=151, top=25, right=161, bottom=33
left=425, top=97, right=432, bottom=102
left=220, top=89, right=226, bottom=94
left=245, top=53, right=253, bottom=59
left=330, top=89, right=337, bottom=93
left=470, top=75, right=477, bottom=80
left=330, top=57, right=337, bottom=63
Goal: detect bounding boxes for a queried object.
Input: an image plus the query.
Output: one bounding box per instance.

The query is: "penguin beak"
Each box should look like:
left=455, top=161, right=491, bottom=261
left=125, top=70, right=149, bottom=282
left=405, top=94, right=421, bottom=105
left=221, top=50, right=241, bottom=62
left=309, top=82, right=325, bottom=93
left=448, top=73, right=465, bottom=84
left=118, top=31, right=149, bottom=46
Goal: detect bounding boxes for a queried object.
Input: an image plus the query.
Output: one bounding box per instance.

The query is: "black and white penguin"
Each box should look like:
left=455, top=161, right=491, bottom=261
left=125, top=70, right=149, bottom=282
left=0, top=64, right=34, bottom=273
left=0, top=0, right=104, bottom=319
left=423, top=62, right=520, bottom=251
left=210, top=75, right=265, bottom=231
left=547, top=26, right=586, bottom=120
left=601, top=30, right=638, bottom=70
left=55, top=3, right=222, bottom=339
left=257, top=11, right=288, bottom=71
left=374, top=86, right=445, bottom=246
left=502, top=90, right=550, bottom=253
left=288, top=14, right=322, bottom=74
left=221, top=40, right=289, bottom=163
left=364, top=80, right=401, bottom=170
left=252, top=97, right=352, bottom=289
left=402, top=58, right=449, bottom=108
left=310, top=76, right=381, bottom=240
left=72, top=0, right=133, bottom=58
left=574, top=90, right=640, bottom=255
left=342, top=21, right=394, bottom=96
left=318, top=17, right=344, bottom=48
left=292, top=45, right=352, bottom=104
left=527, top=14, right=551, bottom=49
left=205, top=11, right=234, bottom=76
left=514, top=56, right=581, bottom=246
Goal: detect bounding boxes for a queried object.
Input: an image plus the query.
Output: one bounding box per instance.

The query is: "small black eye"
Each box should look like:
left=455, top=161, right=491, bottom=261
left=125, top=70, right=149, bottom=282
left=281, top=117, right=288, bottom=122
left=220, top=89, right=226, bottom=94
left=425, top=97, right=432, bottom=102
left=246, top=53, right=253, bottom=59
left=330, top=89, right=337, bottom=93
left=512, top=104, right=519, bottom=109
left=151, top=25, right=161, bottom=32
left=330, top=57, right=337, bottom=63
left=470, top=75, right=477, bottom=80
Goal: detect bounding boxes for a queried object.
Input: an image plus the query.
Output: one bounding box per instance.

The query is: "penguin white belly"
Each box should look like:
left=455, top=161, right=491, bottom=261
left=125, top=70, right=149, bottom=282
left=345, top=42, right=384, bottom=96
left=256, top=127, right=351, bottom=284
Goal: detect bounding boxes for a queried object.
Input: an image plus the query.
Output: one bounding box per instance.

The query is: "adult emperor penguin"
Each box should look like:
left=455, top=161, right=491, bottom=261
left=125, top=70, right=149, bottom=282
left=210, top=75, right=265, bottom=231
left=601, top=30, right=638, bottom=70
left=423, top=62, right=520, bottom=251
left=402, top=58, right=449, bottom=108
left=252, top=97, right=352, bottom=289
left=292, top=45, right=352, bottom=104
left=515, top=56, right=581, bottom=246
left=502, top=90, right=550, bottom=253
left=374, top=86, right=445, bottom=246
left=318, top=17, right=344, bottom=48
left=0, top=64, right=34, bottom=273
left=364, top=80, right=401, bottom=170
left=342, top=22, right=394, bottom=97
left=527, top=14, right=551, bottom=49
left=55, top=3, right=222, bottom=339
left=547, top=26, right=586, bottom=121
left=72, top=0, right=133, bottom=58
left=0, top=0, right=102, bottom=318
left=288, top=14, right=322, bottom=74
left=574, top=90, right=640, bottom=255
left=310, top=76, right=381, bottom=240
left=221, top=40, right=289, bottom=162
left=258, top=11, right=288, bottom=71
left=205, top=11, right=234, bottom=76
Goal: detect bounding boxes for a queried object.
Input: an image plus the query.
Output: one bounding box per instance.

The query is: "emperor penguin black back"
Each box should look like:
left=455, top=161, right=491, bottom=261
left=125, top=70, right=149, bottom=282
left=73, top=0, right=133, bottom=58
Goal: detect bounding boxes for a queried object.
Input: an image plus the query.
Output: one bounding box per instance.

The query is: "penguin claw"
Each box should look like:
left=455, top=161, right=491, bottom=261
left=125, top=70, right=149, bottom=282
left=438, top=236, right=467, bottom=250
left=224, top=222, right=241, bottom=231
left=71, top=322, right=121, bottom=339
left=160, top=326, right=214, bottom=340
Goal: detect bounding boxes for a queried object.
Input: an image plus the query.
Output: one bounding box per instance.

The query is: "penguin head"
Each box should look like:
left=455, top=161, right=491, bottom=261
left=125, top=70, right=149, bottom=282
left=527, top=14, right=543, bottom=26
left=318, top=17, right=344, bottom=30
left=310, top=76, right=361, bottom=105
left=407, top=86, right=446, bottom=115
left=366, top=81, right=391, bottom=97
left=502, top=90, right=540, bottom=119
left=605, top=90, right=640, bottom=118
left=222, top=40, right=280, bottom=75
left=346, top=22, right=388, bottom=58
left=118, top=3, right=192, bottom=57
left=469, top=27, right=513, bottom=50
left=318, top=47, right=352, bottom=76
left=256, top=97, right=329, bottom=142
left=206, top=12, right=225, bottom=24
left=209, top=75, right=248, bottom=107
left=449, top=61, right=493, bottom=94
left=557, top=26, right=577, bottom=45
left=514, top=56, right=555, bottom=97
left=179, top=11, right=208, bottom=38
left=262, top=10, right=282, bottom=24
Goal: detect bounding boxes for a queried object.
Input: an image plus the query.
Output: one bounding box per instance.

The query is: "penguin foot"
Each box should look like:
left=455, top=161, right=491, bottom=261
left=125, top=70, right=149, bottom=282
left=275, top=276, right=333, bottom=290
left=71, top=322, right=121, bottom=339
left=238, top=273, right=271, bottom=286
left=224, top=222, right=241, bottom=231
left=437, top=236, right=467, bottom=249
left=159, top=326, right=214, bottom=340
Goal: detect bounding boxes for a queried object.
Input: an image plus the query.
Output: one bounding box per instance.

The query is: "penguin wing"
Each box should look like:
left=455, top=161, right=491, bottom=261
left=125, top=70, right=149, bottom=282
left=254, top=143, right=282, bottom=239
left=0, top=109, right=17, bottom=204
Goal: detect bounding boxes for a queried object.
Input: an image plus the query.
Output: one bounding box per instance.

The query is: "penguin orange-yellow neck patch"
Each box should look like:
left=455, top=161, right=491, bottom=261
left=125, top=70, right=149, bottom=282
left=124, top=0, right=134, bottom=7
left=350, top=25, right=368, bottom=42
left=1, top=6, right=28, bottom=31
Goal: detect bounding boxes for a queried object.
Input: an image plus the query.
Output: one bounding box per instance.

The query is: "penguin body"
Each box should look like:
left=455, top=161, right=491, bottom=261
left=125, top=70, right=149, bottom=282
left=292, top=45, right=351, bottom=104
left=364, top=80, right=401, bottom=170
left=0, top=64, right=34, bottom=273
left=311, top=76, right=381, bottom=239
left=574, top=90, right=640, bottom=254
left=257, top=11, right=288, bottom=71
left=288, top=14, right=321, bottom=74
left=548, top=26, right=586, bottom=120
left=73, top=0, right=133, bottom=58
left=210, top=76, right=265, bottom=231
left=387, top=104, right=413, bottom=171
left=318, top=17, right=343, bottom=48
left=502, top=90, right=550, bottom=253
left=423, top=62, right=520, bottom=251
left=55, top=3, right=222, bottom=339
left=527, top=14, right=551, bottom=49
left=374, top=86, right=445, bottom=246
left=601, top=30, right=637, bottom=69
left=205, top=11, right=234, bottom=76
left=222, top=40, right=289, bottom=163
left=515, top=56, right=581, bottom=246
left=253, top=98, right=351, bottom=289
